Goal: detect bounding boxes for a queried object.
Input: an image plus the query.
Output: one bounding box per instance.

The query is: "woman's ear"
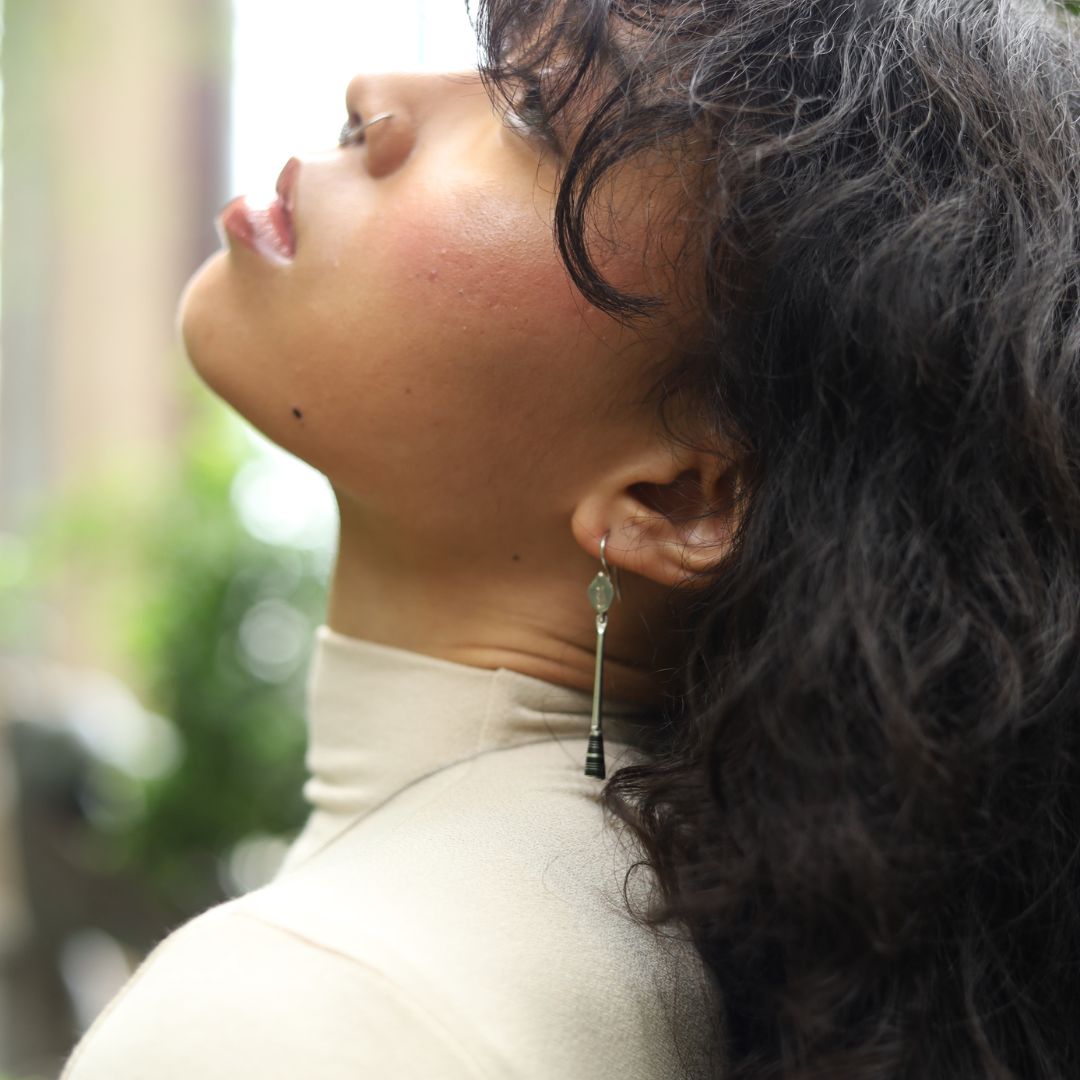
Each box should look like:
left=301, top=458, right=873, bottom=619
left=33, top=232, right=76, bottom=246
left=571, top=440, right=746, bottom=588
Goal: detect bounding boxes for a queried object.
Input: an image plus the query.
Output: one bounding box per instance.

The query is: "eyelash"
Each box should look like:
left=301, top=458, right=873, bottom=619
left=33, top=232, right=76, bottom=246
left=508, top=79, right=561, bottom=155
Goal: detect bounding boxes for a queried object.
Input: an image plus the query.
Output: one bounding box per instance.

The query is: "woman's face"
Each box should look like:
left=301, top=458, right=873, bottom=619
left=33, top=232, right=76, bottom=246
left=181, top=72, right=670, bottom=563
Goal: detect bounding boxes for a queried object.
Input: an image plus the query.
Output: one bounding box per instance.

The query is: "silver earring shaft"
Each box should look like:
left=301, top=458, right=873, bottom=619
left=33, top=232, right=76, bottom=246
left=584, top=537, right=616, bottom=780
left=584, top=612, right=608, bottom=779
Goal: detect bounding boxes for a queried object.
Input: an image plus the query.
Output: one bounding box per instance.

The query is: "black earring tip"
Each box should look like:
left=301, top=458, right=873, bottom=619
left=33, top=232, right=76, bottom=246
left=584, top=731, right=606, bottom=780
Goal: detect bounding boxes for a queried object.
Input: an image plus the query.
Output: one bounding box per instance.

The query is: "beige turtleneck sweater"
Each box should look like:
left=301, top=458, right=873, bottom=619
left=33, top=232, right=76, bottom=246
left=62, top=629, right=716, bottom=1079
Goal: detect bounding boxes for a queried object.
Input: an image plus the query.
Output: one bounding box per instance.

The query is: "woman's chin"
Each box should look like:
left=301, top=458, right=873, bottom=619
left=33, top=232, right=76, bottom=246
left=178, top=245, right=227, bottom=326
left=177, top=251, right=238, bottom=394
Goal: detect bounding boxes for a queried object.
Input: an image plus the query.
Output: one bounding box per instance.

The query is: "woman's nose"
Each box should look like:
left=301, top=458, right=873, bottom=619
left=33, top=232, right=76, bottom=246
left=342, top=74, right=419, bottom=178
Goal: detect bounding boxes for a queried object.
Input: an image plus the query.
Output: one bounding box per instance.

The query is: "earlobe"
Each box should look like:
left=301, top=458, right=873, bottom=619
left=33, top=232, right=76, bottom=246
left=572, top=448, right=745, bottom=589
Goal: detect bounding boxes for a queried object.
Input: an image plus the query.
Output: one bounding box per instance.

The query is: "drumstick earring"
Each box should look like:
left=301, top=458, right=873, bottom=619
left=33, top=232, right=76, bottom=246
left=585, top=534, right=621, bottom=779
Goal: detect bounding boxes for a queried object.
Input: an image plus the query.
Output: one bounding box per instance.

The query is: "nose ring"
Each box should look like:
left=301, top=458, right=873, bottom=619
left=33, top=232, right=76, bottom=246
left=338, top=112, right=393, bottom=147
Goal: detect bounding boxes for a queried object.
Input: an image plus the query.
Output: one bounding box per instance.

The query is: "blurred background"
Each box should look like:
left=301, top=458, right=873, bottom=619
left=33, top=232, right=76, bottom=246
left=0, top=1, right=477, bottom=1075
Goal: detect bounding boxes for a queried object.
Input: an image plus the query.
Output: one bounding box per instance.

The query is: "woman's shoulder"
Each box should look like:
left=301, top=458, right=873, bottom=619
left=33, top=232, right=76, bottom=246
left=64, top=738, right=716, bottom=1080
left=248, top=739, right=674, bottom=978
left=256, top=737, right=714, bottom=1074
left=263, top=735, right=653, bottom=948
left=61, top=902, right=489, bottom=1080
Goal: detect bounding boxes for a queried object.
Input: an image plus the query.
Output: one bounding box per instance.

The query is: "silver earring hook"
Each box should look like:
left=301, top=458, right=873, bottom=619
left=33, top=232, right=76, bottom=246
left=599, top=533, right=623, bottom=602
left=338, top=111, right=394, bottom=147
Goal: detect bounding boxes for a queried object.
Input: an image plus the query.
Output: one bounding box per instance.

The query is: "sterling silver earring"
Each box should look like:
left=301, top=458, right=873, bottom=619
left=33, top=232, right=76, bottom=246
left=585, top=534, right=621, bottom=780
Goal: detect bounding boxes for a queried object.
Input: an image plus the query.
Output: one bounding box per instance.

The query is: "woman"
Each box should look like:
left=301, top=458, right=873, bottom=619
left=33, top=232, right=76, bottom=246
left=62, top=0, right=1080, bottom=1077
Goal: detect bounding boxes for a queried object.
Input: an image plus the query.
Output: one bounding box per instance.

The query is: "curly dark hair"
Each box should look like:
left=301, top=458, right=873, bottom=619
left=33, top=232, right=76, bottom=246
left=477, top=0, right=1080, bottom=1076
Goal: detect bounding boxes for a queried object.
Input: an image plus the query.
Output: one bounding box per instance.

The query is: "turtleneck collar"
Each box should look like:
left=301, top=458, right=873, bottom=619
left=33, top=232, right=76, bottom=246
left=282, top=628, right=648, bottom=871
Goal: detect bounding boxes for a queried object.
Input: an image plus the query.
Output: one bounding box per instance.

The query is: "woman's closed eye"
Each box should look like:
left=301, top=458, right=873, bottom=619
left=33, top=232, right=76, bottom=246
left=505, top=78, right=563, bottom=160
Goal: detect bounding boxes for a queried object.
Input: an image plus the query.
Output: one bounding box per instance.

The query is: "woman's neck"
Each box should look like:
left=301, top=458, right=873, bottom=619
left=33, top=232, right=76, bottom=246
left=325, top=493, right=678, bottom=706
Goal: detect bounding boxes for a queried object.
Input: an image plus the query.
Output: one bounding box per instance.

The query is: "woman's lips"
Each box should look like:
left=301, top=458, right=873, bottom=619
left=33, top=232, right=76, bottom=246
left=219, top=158, right=300, bottom=263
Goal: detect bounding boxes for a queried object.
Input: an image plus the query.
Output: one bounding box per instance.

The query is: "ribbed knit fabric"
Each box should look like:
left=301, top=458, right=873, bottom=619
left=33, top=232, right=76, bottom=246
left=62, top=629, right=717, bottom=1080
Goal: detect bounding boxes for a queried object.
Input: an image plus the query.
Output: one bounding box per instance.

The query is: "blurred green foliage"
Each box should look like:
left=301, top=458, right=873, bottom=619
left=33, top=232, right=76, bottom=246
left=2, top=388, right=329, bottom=914
left=121, top=404, right=327, bottom=907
